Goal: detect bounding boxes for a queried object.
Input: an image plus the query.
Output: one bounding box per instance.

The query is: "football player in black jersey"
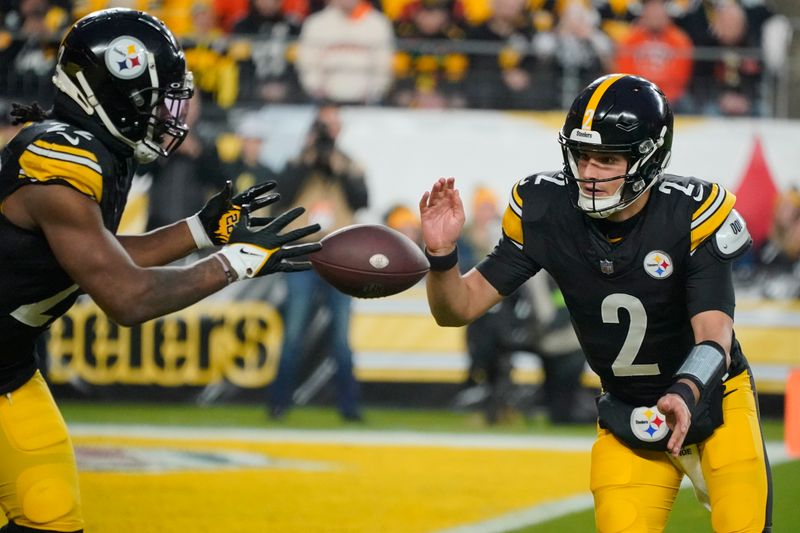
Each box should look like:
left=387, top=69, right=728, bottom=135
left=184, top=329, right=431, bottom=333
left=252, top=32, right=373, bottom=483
left=420, top=74, right=771, bottom=532
left=0, top=9, right=320, bottom=533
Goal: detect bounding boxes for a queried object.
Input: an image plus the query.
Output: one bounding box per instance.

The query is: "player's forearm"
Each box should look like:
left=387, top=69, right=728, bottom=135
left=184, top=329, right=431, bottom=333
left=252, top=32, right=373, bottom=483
left=690, top=310, right=733, bottom=369
left=96, top=256, right=228, bottom=326
left=117, top=220, right=197, bottom=267
left=426, top=268, right=473, bottom=327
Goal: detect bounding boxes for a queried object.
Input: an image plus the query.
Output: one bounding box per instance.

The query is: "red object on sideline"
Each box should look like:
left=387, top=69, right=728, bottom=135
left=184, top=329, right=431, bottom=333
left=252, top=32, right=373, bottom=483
left=733, top=137, right=779, bottom=248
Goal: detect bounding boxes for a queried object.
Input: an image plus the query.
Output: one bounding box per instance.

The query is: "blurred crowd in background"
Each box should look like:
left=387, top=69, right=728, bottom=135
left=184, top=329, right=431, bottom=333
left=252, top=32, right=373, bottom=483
left=0, top=0, right=794, bottom=115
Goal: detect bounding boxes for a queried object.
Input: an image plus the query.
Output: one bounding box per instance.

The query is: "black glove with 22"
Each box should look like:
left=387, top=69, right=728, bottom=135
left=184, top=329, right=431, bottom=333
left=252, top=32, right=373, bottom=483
left=186, top=180, right=278, bottom=248
left=218, top=204, right=322, bottom=279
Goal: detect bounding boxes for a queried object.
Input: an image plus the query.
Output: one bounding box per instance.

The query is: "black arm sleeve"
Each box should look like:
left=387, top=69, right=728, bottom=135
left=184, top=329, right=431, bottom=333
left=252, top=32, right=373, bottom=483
left=476, top=237, right=541, bottom=296
left=686, top=240, right=736, bottom=318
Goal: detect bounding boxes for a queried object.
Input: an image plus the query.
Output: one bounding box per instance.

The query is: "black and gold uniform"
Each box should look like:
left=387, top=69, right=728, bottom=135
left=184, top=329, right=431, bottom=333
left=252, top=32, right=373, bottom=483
left=0, top=116, right=134, bottom=533
left=469, top=74, right=771, bottom=532
left=0, top=119, right=134, bottom=394
left=479, top=172, right=747, bottom=406
left=479, top=170, right=771, bottom=532
left=0, top=9, right=196, bottom=532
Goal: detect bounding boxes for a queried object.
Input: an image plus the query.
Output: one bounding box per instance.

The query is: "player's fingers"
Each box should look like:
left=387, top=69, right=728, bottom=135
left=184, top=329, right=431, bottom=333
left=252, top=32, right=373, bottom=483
left=278, top=223, right=321, bottom=245
left=220, top=180, right=233, bottom=200
left=420, top=191, right=430, bottom=209
left=246, top=193, right=281, bottom=212
left=268, top=206, right=306, bottom=230
left=233, top=180, right=277, bottom=204
left=248, top=216, right=274, bottom=227
left=280, top=260, right=313, bottom=272
left=667, top=419, right=688, bottom=456
left=281, top=242, right=322, bottom=257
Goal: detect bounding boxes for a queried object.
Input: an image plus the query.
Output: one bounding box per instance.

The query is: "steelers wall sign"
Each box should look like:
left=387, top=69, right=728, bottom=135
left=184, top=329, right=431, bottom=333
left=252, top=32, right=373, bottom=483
left=45, top=299, right=283, bottom=389
left=105, top=36, right=148, bottom=80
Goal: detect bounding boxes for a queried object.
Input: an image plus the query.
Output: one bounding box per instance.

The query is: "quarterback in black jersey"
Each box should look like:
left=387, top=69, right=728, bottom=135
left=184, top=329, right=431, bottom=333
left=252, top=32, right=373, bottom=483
left=0, top=9, right=320, bottom=533
left=421, top=74, right=771, bottom=532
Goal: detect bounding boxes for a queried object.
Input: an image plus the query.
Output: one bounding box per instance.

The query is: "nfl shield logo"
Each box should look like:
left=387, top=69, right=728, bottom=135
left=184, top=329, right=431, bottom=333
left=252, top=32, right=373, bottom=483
left=600, top=259, right=614, bottom=275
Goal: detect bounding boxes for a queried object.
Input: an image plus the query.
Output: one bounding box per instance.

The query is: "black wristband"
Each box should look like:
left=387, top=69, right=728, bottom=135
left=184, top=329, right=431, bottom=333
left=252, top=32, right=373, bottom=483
left=665, top=381, right=696, bottom=412
left=424, top=246, right=458, bottom=272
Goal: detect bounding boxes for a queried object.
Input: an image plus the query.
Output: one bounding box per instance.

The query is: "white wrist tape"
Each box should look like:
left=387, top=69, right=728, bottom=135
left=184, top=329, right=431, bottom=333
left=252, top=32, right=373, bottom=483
left=675, top=342, right=726, bottom=392
left=186, top=214, right=214, bottom=249
left=219, top=243, right=274, bottom=279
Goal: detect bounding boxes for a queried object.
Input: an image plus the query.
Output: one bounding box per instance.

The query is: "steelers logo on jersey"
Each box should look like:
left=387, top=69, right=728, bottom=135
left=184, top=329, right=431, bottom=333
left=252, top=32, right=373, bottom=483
left=643, top=250, right=673, bottom=279
left=105, top=36, right=149, bottom=80
left=630, top=406, right=669, bottom=442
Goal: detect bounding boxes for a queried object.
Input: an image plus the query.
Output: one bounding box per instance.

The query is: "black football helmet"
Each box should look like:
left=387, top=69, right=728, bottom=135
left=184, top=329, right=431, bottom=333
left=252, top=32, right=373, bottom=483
left=558, top=74, right=673, bottom=218
left=53, top=8, right=194, bottom=163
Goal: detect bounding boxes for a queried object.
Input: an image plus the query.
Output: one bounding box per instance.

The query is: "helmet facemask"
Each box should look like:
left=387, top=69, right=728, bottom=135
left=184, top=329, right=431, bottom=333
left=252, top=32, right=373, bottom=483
left=133, top=73, right=194, bottom=162
left=559, top=127, right=670, bottom=219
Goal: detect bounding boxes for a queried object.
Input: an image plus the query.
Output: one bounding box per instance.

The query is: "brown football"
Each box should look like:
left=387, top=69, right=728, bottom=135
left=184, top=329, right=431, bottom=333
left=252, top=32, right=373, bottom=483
left=310, top=224, right=430, bottom=298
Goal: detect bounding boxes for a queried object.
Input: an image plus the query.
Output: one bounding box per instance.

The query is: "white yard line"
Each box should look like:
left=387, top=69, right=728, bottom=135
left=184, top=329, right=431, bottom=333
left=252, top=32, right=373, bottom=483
left=69, top=424, right=598, bottom=451
left=434, top=495, right=595, bottom=533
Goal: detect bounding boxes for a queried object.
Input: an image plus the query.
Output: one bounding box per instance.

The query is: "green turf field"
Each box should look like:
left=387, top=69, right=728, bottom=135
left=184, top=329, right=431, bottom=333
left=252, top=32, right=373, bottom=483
left=60, top=401, right=796, bottom=532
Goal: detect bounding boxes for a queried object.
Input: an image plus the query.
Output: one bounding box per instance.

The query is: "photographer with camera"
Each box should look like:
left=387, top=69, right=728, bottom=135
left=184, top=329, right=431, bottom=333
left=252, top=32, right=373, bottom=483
left=268, top=103, right=369, bottom=421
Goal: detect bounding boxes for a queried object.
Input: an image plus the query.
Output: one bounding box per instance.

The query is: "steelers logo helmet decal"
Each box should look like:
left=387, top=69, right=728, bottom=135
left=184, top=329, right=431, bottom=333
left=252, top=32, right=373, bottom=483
left=643, top=250, right=673, bottom=279
left=630, top=406, right=669, bottom=442
left=105, top=36, right=149, bottom=80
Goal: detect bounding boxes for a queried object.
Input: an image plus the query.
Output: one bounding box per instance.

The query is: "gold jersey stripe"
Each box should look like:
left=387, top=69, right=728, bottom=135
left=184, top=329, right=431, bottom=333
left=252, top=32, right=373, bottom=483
left=690, top=189, right=736, bottom=252
left=582, top=74, right=626, bottom=130
left=511, top=181, right=523, bottom=210
left=692, top=183, right=719, bottom=222
left=33, top=139, right=99, bottom=163
left=19, top=150, right=103, bottom=201
left=502, top=205, right=523, bottom=246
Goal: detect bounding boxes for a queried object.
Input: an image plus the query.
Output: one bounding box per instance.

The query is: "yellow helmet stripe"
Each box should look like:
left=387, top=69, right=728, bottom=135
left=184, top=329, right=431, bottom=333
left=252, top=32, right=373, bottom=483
left=582, top=74, right=626, bottom=130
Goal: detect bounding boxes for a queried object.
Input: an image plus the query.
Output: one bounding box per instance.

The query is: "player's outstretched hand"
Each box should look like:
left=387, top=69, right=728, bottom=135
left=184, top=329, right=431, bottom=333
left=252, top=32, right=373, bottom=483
left=657, top=393, right=692, bottom=456
left=419, top=177, right=465, bottom=254
left=190, top=180, right=279, bottom=247
left=218, top=206, right=321, bottom=279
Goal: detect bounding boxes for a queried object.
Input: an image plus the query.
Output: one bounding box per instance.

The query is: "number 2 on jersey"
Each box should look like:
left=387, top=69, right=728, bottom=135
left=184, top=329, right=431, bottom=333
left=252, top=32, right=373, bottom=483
left=602, top=293, right=660, bottom=377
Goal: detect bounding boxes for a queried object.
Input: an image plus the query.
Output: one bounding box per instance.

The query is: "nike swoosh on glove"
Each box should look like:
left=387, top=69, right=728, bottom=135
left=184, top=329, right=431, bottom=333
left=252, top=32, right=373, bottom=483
left=218, top=206, right=322, bottom=279
left=186, top=180, right=279, bottom=248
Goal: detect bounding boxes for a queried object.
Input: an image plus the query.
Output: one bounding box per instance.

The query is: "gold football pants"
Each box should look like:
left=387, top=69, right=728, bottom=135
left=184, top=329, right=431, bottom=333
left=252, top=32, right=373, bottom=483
left=0, top=371, right=83, bottom=531
left=591, top=370, right=771, bottom=532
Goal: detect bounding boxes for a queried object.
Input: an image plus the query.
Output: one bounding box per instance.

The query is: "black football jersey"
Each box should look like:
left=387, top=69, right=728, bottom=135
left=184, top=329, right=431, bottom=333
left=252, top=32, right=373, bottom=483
left=0, top=119, right=134, bottom=392
left=477, top=171, right=748, bottom=405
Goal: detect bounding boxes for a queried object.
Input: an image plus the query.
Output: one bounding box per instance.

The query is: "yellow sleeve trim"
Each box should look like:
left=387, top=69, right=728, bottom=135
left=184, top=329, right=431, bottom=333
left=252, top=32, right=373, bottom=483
left=511, top=181, right=523, bottom=210
left=19, top=144, right=103, bottom=201
left=502, top=206, right=523, bottom=246
left=33, top=139, right=98, bottom=162
left=692, top=183, right=719, bottom=222
left=501, top=181, right=524, bottom=246
left=690, top=187, right=736, bottom=252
